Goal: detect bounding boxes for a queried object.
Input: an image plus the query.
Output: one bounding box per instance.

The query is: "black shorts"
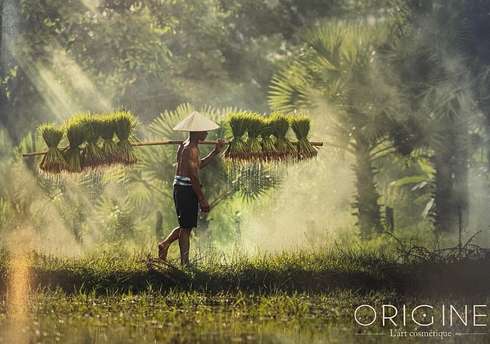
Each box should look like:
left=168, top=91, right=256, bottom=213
left=173, top=184, right=199, bottom=229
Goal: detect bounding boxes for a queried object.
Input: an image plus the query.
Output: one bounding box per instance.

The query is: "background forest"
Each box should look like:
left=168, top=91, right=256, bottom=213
left=1, top=0, right=490, bottom=256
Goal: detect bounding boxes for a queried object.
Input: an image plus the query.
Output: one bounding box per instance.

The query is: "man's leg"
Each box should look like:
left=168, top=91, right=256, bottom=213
left=178, top=228, right=192, bottom=266
left=158, top=226, right=181, bottom=260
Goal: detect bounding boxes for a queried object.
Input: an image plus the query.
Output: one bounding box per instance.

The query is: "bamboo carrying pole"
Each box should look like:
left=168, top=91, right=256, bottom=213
left=22, top=140, right=324, bottom=158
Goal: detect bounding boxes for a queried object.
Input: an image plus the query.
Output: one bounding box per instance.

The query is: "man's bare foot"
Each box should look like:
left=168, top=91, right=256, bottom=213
left=158, top=242, right=169, bottom=260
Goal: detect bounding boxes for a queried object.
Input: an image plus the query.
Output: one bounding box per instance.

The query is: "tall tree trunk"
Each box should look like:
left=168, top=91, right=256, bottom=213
left=0, top=0, right=19, bottom=139
left=433, top=154, right=457, bottom=232
left=453, top=121, right=469, bottom=231
left=0, top=0, right=3, bottom=64
left=353, top=139, right=383, bottom=238
left=1, top=0, right=18, bottom=69
left=0, top=0, right=5, bottom=130
left=486, top=115, right=490, bottom=175
left=433, top=117, right=469, bottom=233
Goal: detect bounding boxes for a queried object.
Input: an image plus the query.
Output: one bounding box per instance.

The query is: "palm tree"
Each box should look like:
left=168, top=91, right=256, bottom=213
left=390, top=83, right=476, bottom=233
left=269, top=22, right=403, bottom=237
left=1, top=0, right=21, bottom=139
left=386, top=0, right=481, bottom=233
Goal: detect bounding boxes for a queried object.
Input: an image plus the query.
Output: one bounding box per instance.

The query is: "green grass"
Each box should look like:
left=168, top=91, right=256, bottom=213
left=0, top=289, right=487, bottom=343
left=0, top=248, right=488, bottom=296
left=0, top=248, right=488, bottom=343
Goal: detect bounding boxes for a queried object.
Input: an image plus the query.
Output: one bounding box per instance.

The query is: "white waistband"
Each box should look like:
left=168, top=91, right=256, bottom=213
left=174, top=175, right=191, bottom=186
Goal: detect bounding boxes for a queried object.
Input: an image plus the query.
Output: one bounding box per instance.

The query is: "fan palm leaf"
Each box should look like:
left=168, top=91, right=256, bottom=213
left=268, top=20, right=400, bottom=235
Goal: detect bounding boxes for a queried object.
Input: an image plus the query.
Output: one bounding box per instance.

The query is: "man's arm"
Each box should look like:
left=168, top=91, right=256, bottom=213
left=175, top=143, right=183, bottom=166
left=188, top=148, right=209, bottom=212
left=199, top=150, right=218, bottom=169
left=200, top=139, right=225, bottom=169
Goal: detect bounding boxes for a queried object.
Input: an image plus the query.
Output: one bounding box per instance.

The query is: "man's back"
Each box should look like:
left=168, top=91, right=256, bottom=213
left=175, top=142, right=199, bottom=178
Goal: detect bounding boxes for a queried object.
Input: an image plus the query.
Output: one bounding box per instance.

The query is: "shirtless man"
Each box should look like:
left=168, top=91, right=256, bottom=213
left=158, top=129, right=224, bottom=266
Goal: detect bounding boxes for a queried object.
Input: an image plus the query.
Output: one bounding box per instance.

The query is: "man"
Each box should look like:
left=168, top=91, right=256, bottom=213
left=158, top=111, right=224, bottom=266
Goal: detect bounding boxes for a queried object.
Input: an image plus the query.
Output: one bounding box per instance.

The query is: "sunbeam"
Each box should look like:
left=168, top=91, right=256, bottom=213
left=80, top=0, right=101, bottom=13
left=4, top=233, right=31, bottom=344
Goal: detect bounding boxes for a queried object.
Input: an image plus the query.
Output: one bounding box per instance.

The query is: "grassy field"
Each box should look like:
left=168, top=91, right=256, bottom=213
left=0, top=289, right=488, bottom=343
left=0, top=247, right=488, bottom=295
left=0, top=290, right=488, bottom=343
left=0, top=248, right=488, bottom=343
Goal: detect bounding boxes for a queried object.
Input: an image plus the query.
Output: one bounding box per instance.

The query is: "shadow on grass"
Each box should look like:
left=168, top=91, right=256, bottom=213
left=0, top=249, right=488, bottom=296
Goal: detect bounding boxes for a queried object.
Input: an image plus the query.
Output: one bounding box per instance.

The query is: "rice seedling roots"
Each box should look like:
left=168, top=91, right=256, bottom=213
left=34, top=111, right=319, bottom=173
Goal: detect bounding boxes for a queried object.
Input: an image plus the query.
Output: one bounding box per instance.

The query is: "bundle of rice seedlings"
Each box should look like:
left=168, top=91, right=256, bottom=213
left=260, top=117, right=277, bottom=162
left=269, top=113, right=295, bottom=160
left=114, top=111, right=137, bottom=165
left=63, top=115, right=86, bottom=173
left=39, top=124, right=68, bottom=173
left=224, top=112, right=248, bottom=161
left=290, top=115, right=317, bottom=160
left=99, top=114, right=118, bottom=165
left=81, top=114, right=105, bottom=169
left=243, top=113, right=263, bottom=161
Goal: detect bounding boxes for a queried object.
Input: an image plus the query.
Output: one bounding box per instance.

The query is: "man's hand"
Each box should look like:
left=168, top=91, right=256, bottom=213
left=213, top=139, right=225, bottom=155
left=199, top=198, right=210, bottom=213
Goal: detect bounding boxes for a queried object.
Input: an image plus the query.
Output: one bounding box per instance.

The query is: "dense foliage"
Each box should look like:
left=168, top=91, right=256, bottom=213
left=0, top=0, right=489, bottom=250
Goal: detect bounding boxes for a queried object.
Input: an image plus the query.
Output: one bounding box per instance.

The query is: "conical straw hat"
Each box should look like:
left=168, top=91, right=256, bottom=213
left=173, top=111, right=220, bottom=132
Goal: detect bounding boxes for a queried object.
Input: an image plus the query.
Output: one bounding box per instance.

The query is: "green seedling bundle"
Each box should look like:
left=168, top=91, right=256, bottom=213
left=269, top=113, right=296, bottom=161
left=290, top=115, right=317, bottom=159
left=224, top=112, right=248, bottom=161
left=224, top=112, right=316, bottom=162
left=114, top=111, right=137, bottom=165
left=243, top=113, right=263, bottom=160
left=99, top=115, right=118, bottom=165
left=31, top=110, right=319, bottom=174
left=81, top=114, right=105, bottom=168
left=63, top=115, right=86, bottom=173
left=34, top=111, right=138, bottom=174
left=260, top=117, right=277, bottom=162
left=39, top=124, right=68, bottom=173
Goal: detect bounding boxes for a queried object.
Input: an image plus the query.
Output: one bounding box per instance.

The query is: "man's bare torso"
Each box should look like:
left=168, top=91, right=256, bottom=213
left=175, top=141, right=199, bottom=177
